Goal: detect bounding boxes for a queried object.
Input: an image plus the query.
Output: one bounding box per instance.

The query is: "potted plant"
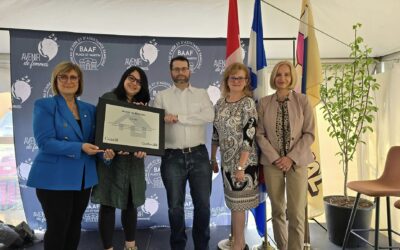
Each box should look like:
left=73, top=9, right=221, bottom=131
left=320, top=23, right=380, bottom=247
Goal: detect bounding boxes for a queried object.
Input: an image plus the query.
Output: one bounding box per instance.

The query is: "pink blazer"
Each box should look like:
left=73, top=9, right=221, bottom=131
left=256, top=91, right=315, bottom=167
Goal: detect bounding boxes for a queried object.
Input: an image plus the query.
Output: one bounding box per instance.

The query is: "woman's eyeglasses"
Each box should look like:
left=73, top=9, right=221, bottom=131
left=127, top=75, right=141, bottom=85
left=228, top=76, right=248, bottom=82
left=57, top=75, right=79, bottom=83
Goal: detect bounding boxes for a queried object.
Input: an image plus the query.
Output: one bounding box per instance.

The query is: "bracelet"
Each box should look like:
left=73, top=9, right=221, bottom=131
left=210, top=159, right=217, bottom=164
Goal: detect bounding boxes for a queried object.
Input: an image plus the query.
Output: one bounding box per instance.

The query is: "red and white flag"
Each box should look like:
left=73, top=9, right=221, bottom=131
left=226, top=0, right=243, bottom=66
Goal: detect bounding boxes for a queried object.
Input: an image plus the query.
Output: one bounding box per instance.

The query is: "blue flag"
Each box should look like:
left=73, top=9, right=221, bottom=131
left=247, top=0, right=268, bottom=101
left=247, top=0, right=268, bottom=237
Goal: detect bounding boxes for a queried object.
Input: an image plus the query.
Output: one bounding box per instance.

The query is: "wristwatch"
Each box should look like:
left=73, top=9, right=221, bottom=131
left=236, top=165, right=245, bottom=171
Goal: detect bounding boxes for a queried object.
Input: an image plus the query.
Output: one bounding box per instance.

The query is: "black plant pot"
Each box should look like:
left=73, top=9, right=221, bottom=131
left=324, top=195, right=374, bottom=248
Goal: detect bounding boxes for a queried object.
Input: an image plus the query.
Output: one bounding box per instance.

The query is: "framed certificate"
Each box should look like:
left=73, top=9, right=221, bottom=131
left=95, top=97, right=165, bottom=156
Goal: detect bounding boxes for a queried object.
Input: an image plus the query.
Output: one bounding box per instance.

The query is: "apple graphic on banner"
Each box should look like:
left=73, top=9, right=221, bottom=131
left=142, top=197, right=159, bottom=216
left=207, top=85, right=221, bottom=105
left=140, top=43, right=158, bottom=66
left=12, top=80, right=31, bottom=104
left=18, top=161, right=32, bottom=181
left=38, top=38, right=58, bottom=61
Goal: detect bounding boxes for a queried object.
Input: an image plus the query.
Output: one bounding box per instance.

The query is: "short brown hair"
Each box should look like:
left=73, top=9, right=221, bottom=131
left=269, top=61, right=297, bottom=90
left=221, top=62, right=253, bottom=98
left=51, top=61, right=84, bottom=96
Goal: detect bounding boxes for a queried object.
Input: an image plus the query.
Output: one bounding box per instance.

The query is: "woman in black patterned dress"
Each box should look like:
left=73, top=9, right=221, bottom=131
left=211, top=62, right=258, bottom=250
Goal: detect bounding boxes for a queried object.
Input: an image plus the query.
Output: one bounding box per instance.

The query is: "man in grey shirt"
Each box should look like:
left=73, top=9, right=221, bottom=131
left=153, top=56, right=214, bottom=250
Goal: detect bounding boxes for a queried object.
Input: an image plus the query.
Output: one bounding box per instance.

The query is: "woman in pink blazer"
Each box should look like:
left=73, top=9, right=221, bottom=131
left=256, top=61, right=315, bottom=250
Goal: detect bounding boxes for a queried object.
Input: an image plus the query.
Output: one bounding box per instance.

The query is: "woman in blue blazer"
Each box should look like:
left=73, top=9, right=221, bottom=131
left=27, top=61, right=114, bottom=250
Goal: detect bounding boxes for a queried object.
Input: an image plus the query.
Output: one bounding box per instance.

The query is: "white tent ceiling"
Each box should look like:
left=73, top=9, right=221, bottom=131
left=0, top=0, right=399, bottom=59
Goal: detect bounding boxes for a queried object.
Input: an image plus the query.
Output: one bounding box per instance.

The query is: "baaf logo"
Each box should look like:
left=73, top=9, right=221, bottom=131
left=12, top=76, right=32, bottom=108
left=21, top=33, right=59, bottom=68
left=83, top=203, right=100, bottom=223
left=42, top=82, right=54, bottom=98
left=213, top=59, right=225, bottom=75
left=17, top=158, right=32, bottom=185
left=70, top=36, right=106, bottom=71
left=169, top=41, right=202, bottom=73
left=207, top=81, right=221, bottom=105
left=149, top=81, right=171, bottom=101
left=145, top=158, right=163, bottom=188
left=24, top=137, right=38, bottom=152
left=139, top=194, right=159, bottom=219
left=125, top=39, right=159, bottom=70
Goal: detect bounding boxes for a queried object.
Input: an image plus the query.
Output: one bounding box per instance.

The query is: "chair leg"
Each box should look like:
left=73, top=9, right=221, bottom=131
left=342, top=193, right=361, bottom=250
left=374, top=197, right=380, bottom=250
left=386, top=196, right=392, bottom=247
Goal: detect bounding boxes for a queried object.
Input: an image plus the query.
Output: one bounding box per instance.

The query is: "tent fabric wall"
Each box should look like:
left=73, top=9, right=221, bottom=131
left=1, top=0, right=400, bottom=58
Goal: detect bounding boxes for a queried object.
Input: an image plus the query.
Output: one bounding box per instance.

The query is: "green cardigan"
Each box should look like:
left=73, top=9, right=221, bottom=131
left=91, top=92, right=146, bottom=209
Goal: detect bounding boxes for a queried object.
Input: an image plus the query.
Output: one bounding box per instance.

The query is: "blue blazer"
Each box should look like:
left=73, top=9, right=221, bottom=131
left=27, top=95, right=98, bottom=190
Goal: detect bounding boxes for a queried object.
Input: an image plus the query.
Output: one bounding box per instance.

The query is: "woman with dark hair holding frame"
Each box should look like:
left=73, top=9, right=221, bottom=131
left=91, top=66, right=150, bottom=250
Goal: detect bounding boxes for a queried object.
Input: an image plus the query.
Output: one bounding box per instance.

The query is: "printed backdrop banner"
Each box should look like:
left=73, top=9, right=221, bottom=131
left=10, top=29, right=249, bottom=230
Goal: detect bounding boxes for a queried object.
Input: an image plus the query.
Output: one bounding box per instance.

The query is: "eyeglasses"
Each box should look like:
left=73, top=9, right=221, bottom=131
left=171, top=67, right=190, bottom=73
left=57, top=75, right=79, bottom=83
left=228, top=76, right=248, bottom=82
left=126, top=75, right=141, bottom=85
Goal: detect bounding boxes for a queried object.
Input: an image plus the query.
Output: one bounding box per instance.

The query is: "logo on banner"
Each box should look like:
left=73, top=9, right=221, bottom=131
left=145, top=158, right=164, bottom=188
left=42, top=82, right=54, bottom=98
left=184, top=194, right=194, bottom=219
left=12, top=76, right=32, bottom=108
left=125, top=39, right=159, bottom=70
left=83, top=203, right=100, bottom=223
left=24, top=137, right=38, bottom=152
left=149, top=81, right=171, bottom=101
left=139, top=194, right=160, bottom=219
left=70, top=36, right=107, bottom=71
left=213, top=59, right=225, bottom=75
left=33, top=211, right=46, bottom=226
left=21, top=33, right=59, bottom=68
left=211, top=205, right=231, bottom=217
left=207, top=81, right=221, bottom=105
left=17, top=158, right=32, bottom=184
left=169, top=41, right=202, bottom=73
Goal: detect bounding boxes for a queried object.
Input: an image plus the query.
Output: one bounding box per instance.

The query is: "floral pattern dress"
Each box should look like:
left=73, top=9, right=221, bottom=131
left=212, top=96, right=259, bottom=211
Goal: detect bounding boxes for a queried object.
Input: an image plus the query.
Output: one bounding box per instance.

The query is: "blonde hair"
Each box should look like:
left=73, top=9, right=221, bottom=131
left=51, top=61, right=84, bottom=96
left=269, top=61, right=297, bottom=90
left=221, top=62, right=253, bottom=97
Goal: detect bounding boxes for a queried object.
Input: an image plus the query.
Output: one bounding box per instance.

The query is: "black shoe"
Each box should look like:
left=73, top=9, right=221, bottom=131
left=243, top=244, right=249, bottom=250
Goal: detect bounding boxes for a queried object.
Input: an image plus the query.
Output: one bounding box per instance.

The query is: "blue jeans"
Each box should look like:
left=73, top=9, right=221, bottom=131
left=161, top=145, right=212, bottom=250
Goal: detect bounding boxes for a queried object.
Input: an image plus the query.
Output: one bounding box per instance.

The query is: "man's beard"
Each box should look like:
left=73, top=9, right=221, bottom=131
left=173, top=75, right=189, bottom=84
